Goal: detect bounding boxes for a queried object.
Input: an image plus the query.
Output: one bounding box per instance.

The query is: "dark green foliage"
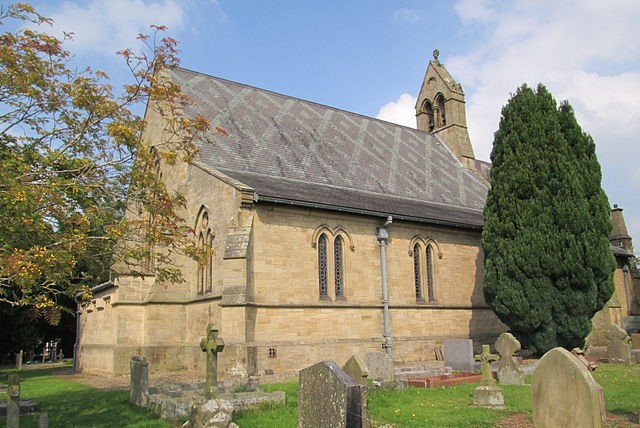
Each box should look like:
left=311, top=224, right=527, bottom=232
left=482, top=84, right=615, bottom=354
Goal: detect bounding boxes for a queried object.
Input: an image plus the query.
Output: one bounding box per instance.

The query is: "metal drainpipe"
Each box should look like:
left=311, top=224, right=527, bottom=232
left=377, top=216, right=393, bottom=359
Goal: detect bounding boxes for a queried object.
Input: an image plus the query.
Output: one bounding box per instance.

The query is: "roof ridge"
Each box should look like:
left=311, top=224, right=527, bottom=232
left=173, top=66, right=426, bottom=134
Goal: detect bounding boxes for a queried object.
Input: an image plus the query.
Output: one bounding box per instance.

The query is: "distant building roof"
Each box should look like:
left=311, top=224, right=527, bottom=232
left=169, top=67, right=489, bottom=229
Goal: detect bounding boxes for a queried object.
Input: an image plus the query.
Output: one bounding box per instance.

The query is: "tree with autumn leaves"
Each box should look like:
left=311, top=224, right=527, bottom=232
left=0, top=3, right=216, bottom=329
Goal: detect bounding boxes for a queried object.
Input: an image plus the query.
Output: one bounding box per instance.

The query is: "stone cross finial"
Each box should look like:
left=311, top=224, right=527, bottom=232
left=200, top=323, right=225, bottom=398
left=433, top=48, right=440, bottom=62
left=475, top=344, right=499, bottom=385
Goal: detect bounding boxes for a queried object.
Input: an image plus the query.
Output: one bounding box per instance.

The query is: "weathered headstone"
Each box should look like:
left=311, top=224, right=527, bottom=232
left=200, top=323, right=225, bottom=398
left=15, top=350, right=23, bottom=371
left=130, top=355, right=149, bottom=406
left=444, top=339, right=474, bottom=371
left=363, top=352, right=393, bottom=382
left=38, top=412, right=48, bottom=428
left=631, top=332, right=640, bottom=349
left=606, top=325, right=633, bottom=364
left=297, top=360, right=370, bottom=428
left=50, top=341, right=57, bottom=363
left=472, top=344, right=504, bottom=408
left=495, top=333, right=524, bottom=385
left=475, top=344, right=498, bottom=385
left=188, top=399, right=236, bottom=428
left=7, top=374, right=20, bottom=428
left=532, top=347, right=606, bottom=428
left=342, top=355, right=369, bottom=385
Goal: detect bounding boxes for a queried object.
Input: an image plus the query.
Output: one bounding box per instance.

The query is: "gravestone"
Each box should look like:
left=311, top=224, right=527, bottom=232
left=7, top=374, right=20, bottom=428
left=15, top=350, right=23, bottom=371
left=200, top=323, right=225, bottom=398
left=444, top=339, right=474, bottom=371
left=532, top=347, right=605, bottom=428
left=606, top=325, right=633, bottom=364
left=495, top=333, right=524, bottom=385
left=363, top=352, right=393, bottom=382
left=297, top=360, right=370, bottom=428
left=342, top=355, right=369, bottom=385
left=472, top=344, right=504, bottom=408
left=130, top=355, right=149, bottom=406
left=38, top=413, right=48, bottom=428
left=631, top=333, right=640, bottom=349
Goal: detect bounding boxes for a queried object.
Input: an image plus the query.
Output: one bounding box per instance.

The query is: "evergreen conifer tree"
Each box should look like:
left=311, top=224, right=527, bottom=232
left=482, top=84, right=615, bottom=354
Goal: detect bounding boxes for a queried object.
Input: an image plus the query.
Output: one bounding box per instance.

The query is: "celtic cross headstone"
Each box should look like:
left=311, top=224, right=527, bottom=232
left=200, top=323, right=225, bottom=398
left=474, top=344, right=499, bottom=385
left=495, top=333, right=524, bottom=385
left=473, top=344, right=504, bottom=408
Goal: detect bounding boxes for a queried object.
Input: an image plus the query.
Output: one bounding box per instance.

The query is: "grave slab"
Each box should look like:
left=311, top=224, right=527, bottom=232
left=444, top=339, right=474, bottom=371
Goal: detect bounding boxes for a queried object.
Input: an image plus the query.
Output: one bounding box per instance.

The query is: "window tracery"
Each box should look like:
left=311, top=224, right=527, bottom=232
left=312, top=225, right=354, bottom=301
left=334, top=235, right=344, bottom=299
left=318, top=233, right=329, bottom=299
left=195, top=207, right=214, bottom=295
left=409, top=236, right=442, bottom=303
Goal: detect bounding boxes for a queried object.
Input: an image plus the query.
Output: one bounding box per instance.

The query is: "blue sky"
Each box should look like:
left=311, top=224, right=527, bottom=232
left=14, top=0, right=640, bottom=247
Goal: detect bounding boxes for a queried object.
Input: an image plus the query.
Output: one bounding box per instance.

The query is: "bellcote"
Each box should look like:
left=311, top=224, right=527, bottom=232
left=416, top=49, right=475, bottom=167
left=611, top=204, right=634, bottom=254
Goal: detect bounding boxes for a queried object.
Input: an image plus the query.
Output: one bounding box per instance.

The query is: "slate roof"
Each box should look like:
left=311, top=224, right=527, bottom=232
left=170, top=67, right=489, bottom=229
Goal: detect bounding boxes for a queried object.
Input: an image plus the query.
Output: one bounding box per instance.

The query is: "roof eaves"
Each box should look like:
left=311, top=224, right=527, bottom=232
left=75, top=281, right=116, bottom=299
left=254, top=194, right=483, bottom=230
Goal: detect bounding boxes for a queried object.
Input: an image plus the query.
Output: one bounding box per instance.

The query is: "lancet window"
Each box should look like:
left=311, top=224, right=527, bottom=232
left=435, top=93, right=446, bottom=128
left=318, top=233, right=329, bottom=299
left=422, top=99, right=435, bottom=132
left=312, top=225, right=354, bottom=301
left=409, top=237, right=441, bottom=303
left=195, top=207, right=214, bottom=295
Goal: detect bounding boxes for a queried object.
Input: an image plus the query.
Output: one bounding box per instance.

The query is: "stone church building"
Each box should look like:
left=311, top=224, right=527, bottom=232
left=75, top=56, right=639, bottom=377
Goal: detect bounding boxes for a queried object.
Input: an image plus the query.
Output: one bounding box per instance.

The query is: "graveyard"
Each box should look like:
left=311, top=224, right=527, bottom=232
left=2, top=344, right=639, bottom=427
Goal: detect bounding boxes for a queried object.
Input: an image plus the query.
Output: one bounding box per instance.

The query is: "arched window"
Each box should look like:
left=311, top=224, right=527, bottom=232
left=195, top=208, right=214, bottom=296
left=422, top=100, right=435, bottom=132
left=197, top=232, right=205, bottom=295
left=312, top=225, right=354, bottom=301
left=426, top=245, right=436, bottom=302
left=409, top=237, right=441, bottom=303
left=334, top=235, right=344, bottom=299
left=318, top=233, right=329, bottom=299
left=413, top=244, right=423, bottom=301
left=435, top=94, right=446, bottom=128
left=205, top=230, right=213, bottom=293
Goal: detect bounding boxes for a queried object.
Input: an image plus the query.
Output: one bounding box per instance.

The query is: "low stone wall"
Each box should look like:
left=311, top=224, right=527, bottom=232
left=147, top=390, right=286, bottom=427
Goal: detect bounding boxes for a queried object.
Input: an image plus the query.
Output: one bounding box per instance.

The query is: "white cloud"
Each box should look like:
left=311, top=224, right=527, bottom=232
left=375, top=93, right=417, bottom=128
left=40, top=0, right=185, bottom=58
left=378, top=0, right=640, bottom=243
left=393, top=8, right=420, bottom=23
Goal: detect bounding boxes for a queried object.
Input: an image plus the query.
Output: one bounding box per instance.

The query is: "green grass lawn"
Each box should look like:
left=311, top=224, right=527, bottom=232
left=0, top=365, right=172, bottom=428
left=1, top=363, right=638, bottom=427
left=235, top=364, right=640, bottom=428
